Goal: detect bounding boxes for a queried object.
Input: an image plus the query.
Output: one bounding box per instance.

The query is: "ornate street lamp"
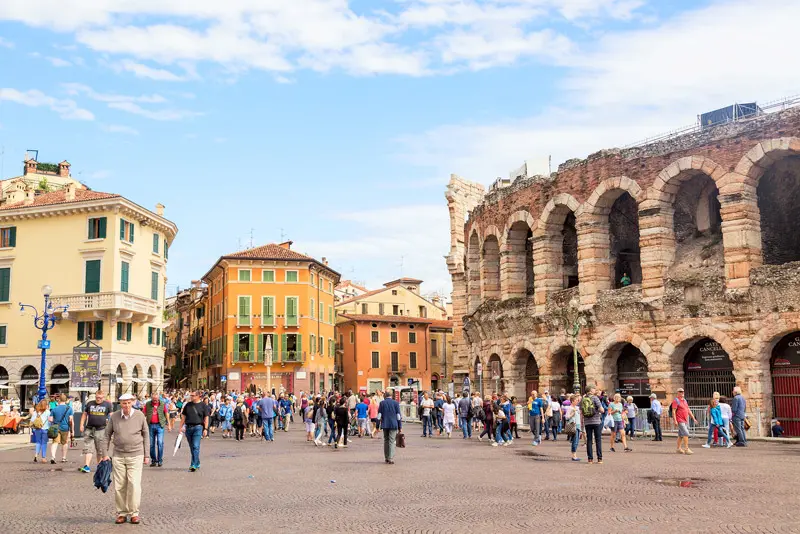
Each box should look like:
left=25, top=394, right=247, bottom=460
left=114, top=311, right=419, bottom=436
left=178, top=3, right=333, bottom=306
left=19, top=285, right=69, bottom=403
left=551, top=297, right=589, bottom=394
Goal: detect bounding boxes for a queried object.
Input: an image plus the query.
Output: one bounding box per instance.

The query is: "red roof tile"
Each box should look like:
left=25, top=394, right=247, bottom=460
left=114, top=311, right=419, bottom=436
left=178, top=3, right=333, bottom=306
left=223, top=243, right=314, bottom=261
left=428, top=319, right=454, bottom=329
left=0, top=189, right=120, bottom=210
left=337, top=287, right=388, bottom=306
left=338, top=314, right=434, bottom=325
left=336, top=280, right=369, bottom=293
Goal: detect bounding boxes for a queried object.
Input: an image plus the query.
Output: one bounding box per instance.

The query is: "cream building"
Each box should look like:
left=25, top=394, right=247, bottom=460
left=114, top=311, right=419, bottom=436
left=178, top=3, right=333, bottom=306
left=335, top=278, right=448, bottom=319
left=0, top=158, right=177, bottom=407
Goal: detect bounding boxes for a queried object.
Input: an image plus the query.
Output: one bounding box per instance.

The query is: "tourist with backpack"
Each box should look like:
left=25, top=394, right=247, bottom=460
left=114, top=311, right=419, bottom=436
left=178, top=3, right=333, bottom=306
left=581, top=386, right=605, bottom=464
left=232, top=398, right=247, bottom=441
left=478, top=396, right=494, bottom=442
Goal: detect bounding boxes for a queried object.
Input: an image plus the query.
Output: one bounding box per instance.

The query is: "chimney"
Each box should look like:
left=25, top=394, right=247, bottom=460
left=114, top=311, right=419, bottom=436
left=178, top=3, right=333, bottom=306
left=278, top=240, right=293, bottom=250
left=64, top=182, right=76, bottom=201
left=322, top=257, right=328, bottom=266
left=191, top=280, right=201, bottom=289
left=24, top=159, right=37, bottom=176
left=155, top=203, right=165, bottom=216
left=24, top=186, right=35, bottom=205
left=58, top=161, right=71, bottom=177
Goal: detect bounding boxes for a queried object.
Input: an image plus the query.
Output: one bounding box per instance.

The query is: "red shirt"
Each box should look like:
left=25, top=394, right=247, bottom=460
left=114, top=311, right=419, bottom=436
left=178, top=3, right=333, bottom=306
left=150, top=401, right=161, bottom=424
left=245, top=398, right=254, bottom=409
left=672, top=397, right=690, bottom=423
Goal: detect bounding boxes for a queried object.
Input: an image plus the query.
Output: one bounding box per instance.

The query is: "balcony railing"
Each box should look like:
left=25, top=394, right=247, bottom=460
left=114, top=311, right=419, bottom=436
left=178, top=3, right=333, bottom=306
left=51, top=291, right=158, bottom=316
left=386, top=364, right=407, bottom=375
left=281, top=351, right=304, bottom=363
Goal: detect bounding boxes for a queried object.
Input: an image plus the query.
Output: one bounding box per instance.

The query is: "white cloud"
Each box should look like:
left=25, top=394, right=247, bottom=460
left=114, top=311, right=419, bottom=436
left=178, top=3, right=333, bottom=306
left=398, top=0, right=800, bottom=184
left=0, top=37, right=13, bottom=48
left=62, top=83, right=166, bottom=104
left=0, top=0, right=644, bottom=76
left=0, top=88, right=94, bottom=120
left=115, top=60, right=187, bottom=81
left=107, top=101, right=200, bottom=121
left=45, top=56, right=72, bottom=67
left=101, top=124, right=140, bottom=135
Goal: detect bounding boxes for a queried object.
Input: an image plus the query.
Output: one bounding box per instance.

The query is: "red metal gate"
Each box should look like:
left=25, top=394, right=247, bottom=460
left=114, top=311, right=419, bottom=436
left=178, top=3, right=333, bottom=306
left=772, top=367, right=800, bottom=437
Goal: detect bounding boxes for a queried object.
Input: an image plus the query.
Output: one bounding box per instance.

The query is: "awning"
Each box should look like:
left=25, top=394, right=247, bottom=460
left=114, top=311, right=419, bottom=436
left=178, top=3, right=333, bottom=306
left=70, top=387, right=98, bottom=392
left=16, top=379, right=39, bottom=386
left=145, top=378, right=155, bottom=384
left=47, top=378, right=70, bottom=385
left=0, top=380, right=8, bottom=385
left=0, top=385, right=9, bottom=389
left=131, top=378, right=148, bottom=383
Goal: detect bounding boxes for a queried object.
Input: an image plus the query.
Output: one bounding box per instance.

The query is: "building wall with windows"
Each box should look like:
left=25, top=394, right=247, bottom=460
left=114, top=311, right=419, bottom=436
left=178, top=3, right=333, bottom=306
left=335, top=278, right=448, bottom=319
left=202, top=241, right=340, bottom=395
left=0, top=159, right=176, bottom=407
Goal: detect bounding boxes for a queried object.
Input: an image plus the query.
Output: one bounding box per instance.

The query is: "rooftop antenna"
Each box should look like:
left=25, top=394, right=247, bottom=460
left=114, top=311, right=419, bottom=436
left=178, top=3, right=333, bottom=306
left=399, top=255, right=405, bottom=276
left=237, top=237, right=242, bottom=251
left=249, top=228, right=254, bottom=248
left=280, top=228, right=286, bottom=241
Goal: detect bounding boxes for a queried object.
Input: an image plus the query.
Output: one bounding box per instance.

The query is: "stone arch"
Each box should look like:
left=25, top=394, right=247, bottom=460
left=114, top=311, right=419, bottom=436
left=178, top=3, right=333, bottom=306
left=480, top=233, right=501, bottom=300
left=466, top=230, right=481, bottom=313
left=575, top=177, right=643, bottom=303
left=509, top=339, right=540, bottom=399
left=640, top=157, right=726, bottom=298
left=749, top=316, right=800, bottom=369
left=114, top=362, right=127, bottom=400
left=533, top=194, right=580, bottom=307
left=717, top=138, right=800, bottom=288
left=132, top=364, right=143, bottom=396
left=502, top=211, right=535, bottom=299
left=591, top=329, right=653, bottom=394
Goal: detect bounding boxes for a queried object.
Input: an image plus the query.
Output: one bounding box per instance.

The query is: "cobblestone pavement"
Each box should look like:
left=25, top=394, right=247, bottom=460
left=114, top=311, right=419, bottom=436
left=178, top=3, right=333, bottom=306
left=1, top=425, right=799, bottom=534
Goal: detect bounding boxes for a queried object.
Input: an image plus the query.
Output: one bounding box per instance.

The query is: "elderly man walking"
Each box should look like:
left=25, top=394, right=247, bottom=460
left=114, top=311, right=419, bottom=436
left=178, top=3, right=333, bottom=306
left=102, top=393, right=150, bottom=525
left=378, top=390, right=402, bottom=464
left=731, top=386, right=748, bottom=447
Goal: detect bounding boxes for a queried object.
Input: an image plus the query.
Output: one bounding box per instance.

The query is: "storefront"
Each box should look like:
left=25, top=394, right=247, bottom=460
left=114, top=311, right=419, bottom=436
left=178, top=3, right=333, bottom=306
left=683, top=338, right=735, bottom=406
left=771, top=332, right=800, bottom=437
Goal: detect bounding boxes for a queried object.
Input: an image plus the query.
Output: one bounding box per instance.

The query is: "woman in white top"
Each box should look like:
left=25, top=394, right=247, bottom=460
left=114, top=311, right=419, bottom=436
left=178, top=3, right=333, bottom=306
left=442, top=396, right=456, bottom=438
left=718, top=395, right=733, bottom=444
left=30, top=399, right=51, bottom=463
left=565, top=394, right=582, bottom=461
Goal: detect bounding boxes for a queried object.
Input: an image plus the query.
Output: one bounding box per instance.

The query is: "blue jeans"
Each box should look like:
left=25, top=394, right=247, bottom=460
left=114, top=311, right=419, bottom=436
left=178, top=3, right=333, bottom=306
left=626, top=417, right=636, bottom=438
left=495, top=423, right=505, bottom=443
left=571, top=429, right=582, bottom=453
left=733, top=417, right=747, bottom=445
left=149, top=423, right=164, bottom=463
left=531, top=417, right=541, bottom=444
left=261, top=417, right=274, bottom=441
left=185, top=424, right=202, bottom=468
left=314, top=422, right=323, bottom=441
left=422, top=415, right=432, bottom=436
left=459, top=417, right=472, bottom=438
left=707, top=424, right=730, bottom=445
left=585, top=423, right=603, bottom=461
left=327, top=418, right=337, bottom=444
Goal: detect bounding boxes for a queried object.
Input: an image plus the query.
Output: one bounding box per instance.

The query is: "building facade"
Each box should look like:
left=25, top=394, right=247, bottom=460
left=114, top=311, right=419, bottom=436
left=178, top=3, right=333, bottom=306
left=173, top=283, right=208, bottom=389
left=334, top=280, right=368, bottom=303
left=446, top=106, right=800, bottom=435
left=202, top=242, right=340, bottom=395
left=0, top=158, right=176, bottom=407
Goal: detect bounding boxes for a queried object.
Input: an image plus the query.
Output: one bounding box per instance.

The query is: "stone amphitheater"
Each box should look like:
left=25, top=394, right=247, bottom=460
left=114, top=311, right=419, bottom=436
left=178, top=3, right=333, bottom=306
left=445, top=106, right=800, bottom=435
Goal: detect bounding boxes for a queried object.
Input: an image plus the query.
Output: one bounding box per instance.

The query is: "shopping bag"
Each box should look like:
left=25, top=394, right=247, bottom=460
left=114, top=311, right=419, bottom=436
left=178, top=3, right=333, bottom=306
left=397, top=432, right=406, bottom=448
left=172, top=432, right=184, bottom=456
left=603, top=414, right=614, bottom=429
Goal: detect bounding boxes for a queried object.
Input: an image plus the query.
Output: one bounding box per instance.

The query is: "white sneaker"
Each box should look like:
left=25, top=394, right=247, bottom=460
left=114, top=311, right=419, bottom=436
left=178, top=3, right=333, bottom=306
left=491, top=442, right=498, bottom=447
left=477, top=436, right=482, bottom=442
left=726, top=442, right=732, bottom=449
left=503, top=441, right=509, bottom=446
left=702, top=444, right=711, bottom=448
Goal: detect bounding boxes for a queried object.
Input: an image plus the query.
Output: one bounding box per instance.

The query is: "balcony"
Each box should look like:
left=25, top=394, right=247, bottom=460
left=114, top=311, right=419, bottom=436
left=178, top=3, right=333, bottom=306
left=281, top=351, right=305, bottom=363
left=386, top=364, right=407, bottom=376
left=51, top=291, right=158, bottom=322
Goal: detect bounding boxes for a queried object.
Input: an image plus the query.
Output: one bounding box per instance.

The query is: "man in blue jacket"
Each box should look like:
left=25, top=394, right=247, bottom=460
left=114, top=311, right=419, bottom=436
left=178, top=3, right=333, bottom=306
left=377, top=390, right=402, bottom=464
left=731, top=386, right=747, bottom=447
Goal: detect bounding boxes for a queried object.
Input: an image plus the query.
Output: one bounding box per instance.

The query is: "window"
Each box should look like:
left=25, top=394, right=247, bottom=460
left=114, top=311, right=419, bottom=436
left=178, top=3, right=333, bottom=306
left=85, top=260, right=101, bottom=294
left=410, top=351, right=418, bottom=369
left=391, top=351, right=399, bottom=370
left=419, top=306, right=427, bottom=318
left=393, top=305, right=399, bottom=315
left=116, top=322, right=132, bottom=342
left=328, top=306, right=333, bottom=324
left=120, top=219, right=134, bottom=243
left=310, top=335, right=316, bottom=354
left=150, top=272, right=159, bottom=300
left=391, top=290, right=397, bottom=295
left=0, top=325, right=7, bottom=346
left=310, top=298, right=315, bottom=318
left=164, top=241, right=169, bottom=259
left=0, top=268, right=9, bottom=302
left=319, top=301, right=323, bottom=320
left=361, top=303, right=368, bottom=314
left=409, top=332, right=417, bottom=344
left=431, top=339, right=438, bottom=357
left=379, top=303, right=384, bottom=315
left=310, top=274, right=315, bottom=287
left=286, top=271, right=298, bottom=283
left=120, top=261, right=130, bottom=293
left=262, top=270, right=275, bottom=282
left=147, top=327, right=162, bottom=345
left=390, top=331, right=398, bottom=344
left=238, top=269, right=251, bottom=282
left=0, top=226, right=15, bottom=248
left=78, top=321, right=104, bottom=341
left=238, top=296, right=251, bottom=326
left=87, top=217, right=106, bottom=240
left=261, top=296, right=275, bottom=326
left=286, top=297, right=298, bottom=326
left=349, top=331, right=354, bottom=344
left=371, top=331, right=379, bottom=343
left=371, top=351, right=380, bottom=369
left=152, top=233, right=159, bottom=254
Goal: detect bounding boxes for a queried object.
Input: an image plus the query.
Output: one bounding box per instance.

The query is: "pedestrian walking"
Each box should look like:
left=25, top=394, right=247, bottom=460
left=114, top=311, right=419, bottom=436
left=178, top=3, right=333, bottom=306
left=442, top=395, right=456, bottom=438
left=457, top=391, right=472, bottom=439
left=232, top=398, right=247, bottom=441
left=79, top=390, right=113, bottom=473
left=565, top=394, right=582, bottom=462
left=180, top=390, right=209, bottom=472
left=256, top=393, right=278, bottom=442
left=672, top=387, right=698, bottom=455
left=48, top=393, right=74, bottom=465
left=731, top=386, right=747, bottom=447
left=144, top=393, right=171, bottom=468
left=527, top=391, right=545, bottom=446
left=102, top=393, right=149, bottom=525
left=582, top=386, right=605, bottom=464
left=649, top=394, right=663, bottom=441
left=30, top=399, right=51, bottom=463
left=356, top=396, right=371, bottom=437
left=334, top=397, right=349, bottom=449
left=549, top=395, right=561, bottom=441
left=703, top=397, right=732, bottom=448
left=510, top=396, right=522, bottom=439
left=608, top=393, right=632, bottom=452
left=420, top=392, right=434, bottom=438
left=368, top=394, right=380, bottom=438
left=719, top=396, right=732, bottom=443
left=378, top=390, right=402, bottom=464
left=625, top=396, right=638, bottom=439
left=492, top=405, right=508, bottom=447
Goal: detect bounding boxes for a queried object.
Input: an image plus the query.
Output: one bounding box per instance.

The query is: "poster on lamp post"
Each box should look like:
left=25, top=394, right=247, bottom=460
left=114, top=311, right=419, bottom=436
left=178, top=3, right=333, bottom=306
left=70, top=346, right=102, bottom=389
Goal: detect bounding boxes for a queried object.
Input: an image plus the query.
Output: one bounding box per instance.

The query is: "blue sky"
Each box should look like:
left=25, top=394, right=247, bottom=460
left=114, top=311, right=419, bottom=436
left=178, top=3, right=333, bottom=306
left=1, top=0, right=798, bottom=299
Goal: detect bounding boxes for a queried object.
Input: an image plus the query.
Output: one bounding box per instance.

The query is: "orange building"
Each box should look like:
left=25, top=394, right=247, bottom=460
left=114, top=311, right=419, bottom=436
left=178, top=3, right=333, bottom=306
left=337, top=314, right=436, bottom=394
left=202, top=242, right=340, bottom=395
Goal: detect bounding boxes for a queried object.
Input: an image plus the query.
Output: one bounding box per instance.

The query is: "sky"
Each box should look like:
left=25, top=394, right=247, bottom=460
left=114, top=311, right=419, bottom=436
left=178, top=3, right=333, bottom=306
left=1, top=0, right=799, bottom=300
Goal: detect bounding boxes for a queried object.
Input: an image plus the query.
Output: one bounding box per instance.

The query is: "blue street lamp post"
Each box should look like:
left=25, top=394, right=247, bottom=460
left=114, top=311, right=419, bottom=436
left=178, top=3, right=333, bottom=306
left=19, top=285, right=69, bottom=404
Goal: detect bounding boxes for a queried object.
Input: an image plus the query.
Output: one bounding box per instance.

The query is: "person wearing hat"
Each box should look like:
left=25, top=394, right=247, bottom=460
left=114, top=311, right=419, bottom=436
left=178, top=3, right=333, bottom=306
left=102, top=393, right=150, bottom=525
left=671, top=387, right=697, bottom=454
left=649, top=393, right=663, bottom=441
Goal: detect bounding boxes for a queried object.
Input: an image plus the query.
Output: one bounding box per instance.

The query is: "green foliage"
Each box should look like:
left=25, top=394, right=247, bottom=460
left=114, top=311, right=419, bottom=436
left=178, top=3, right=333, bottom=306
left=37, top=177, right=50, bottom=192
left=37, top=162, right=59, bottom=174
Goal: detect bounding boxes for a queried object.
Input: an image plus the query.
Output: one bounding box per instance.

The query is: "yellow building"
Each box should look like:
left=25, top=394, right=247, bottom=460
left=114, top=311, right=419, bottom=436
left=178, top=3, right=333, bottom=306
left=0, top=158, right=177, bottom=407
left=334, top=278, right=453, bottom=392
left=201, top=242, right=340, bottom=395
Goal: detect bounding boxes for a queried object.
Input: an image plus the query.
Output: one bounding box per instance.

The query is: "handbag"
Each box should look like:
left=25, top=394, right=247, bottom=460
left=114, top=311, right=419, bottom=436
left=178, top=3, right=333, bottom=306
left=564, top=420, right=577, bottom=436
left=396, top=432, right=406, bottom=448
left=743, top=417, right=751, bottom=431
left=48, top=408, right=69, bottom=439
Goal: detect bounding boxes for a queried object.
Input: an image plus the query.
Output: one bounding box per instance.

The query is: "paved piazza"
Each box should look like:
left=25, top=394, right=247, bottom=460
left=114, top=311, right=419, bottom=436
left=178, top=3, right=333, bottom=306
left=1, top=427, right=799, bottom=533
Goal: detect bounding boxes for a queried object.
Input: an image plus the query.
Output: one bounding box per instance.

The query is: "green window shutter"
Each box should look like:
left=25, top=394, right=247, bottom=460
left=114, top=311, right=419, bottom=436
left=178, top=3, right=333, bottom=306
left=320, top=302, right=323, bottom=320
left=238, top=296, right=251, bottom=326
left=95, top=321, right=103, bottom=340
left=85, top=260, right=101, bottom=294
left=148, top=327, right=153, bottom=345
left=156, top=328, right=161, bottom=345
left=130, top=223, right=135, bottom=243
left=262, top=297, right=274, bottom=326
left=263, top=270, right=274, bottom=282
left=121, top=261, right=129, bottom=292
left=0, top=326, right=6, bottom=345
left=233, top=335, right=240, bottom=362
left=257, top=334, right=264, bottom=362
left=0, top=268, right=9, bottom=301
left=165, top=242, right=169, bottom=259
left=249, top=334, right=255, bottom=362
left=9, top=226, right=16, bottom=247
left=281, top=334, right=287, bottom=360
left=296, top=334, right=302, bottom=359
left=153, top=234, right=159, bottom=254
left=120, top=220, right=125, bottom=240
left=98, top=217, right=107, bottom=239
left=126, top=323, right=132, bottom=342
left=151, top=272, right=158, bottom=300
left=310, top=299, right=315, bottom=318
left=272, top=334, right=279, bottom=362
left=117, top=322, right=123, bottom=340
left=77, top=322, right=85, bottom=341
